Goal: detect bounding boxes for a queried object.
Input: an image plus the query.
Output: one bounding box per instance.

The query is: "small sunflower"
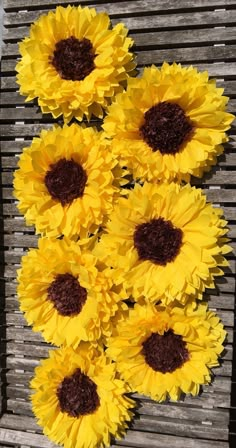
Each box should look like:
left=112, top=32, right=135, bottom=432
left=13, top=123, right=125, bottom=239
left=16, top=5, right=135, bottom=122
left=94, top=182, right=231, bottom=305
left=31, top=345, right=134, bottom=448
left=103, top=62, right=234, bottom=182
left=17, top=237, right=127, bottom=348
left=107, top=302, right=226, bottom=401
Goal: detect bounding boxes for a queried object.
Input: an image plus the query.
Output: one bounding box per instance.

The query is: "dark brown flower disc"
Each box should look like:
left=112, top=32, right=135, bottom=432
left=57, top=368, right=100, bottom=417
left=51, top=36, right=96, bottom=81
left=142, top=330, right=189, bottom=373
left=140, top=101, right=193, bottom=154
left=47, top=273, right=87, bottom=316
left=133, top=217, right=183, bottom=266
left=45, top=158, right=87, bottom=205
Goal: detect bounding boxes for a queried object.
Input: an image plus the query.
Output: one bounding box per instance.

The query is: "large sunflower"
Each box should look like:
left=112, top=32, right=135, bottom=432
left=16, top=5, right=135, bottom=122
left=94, top=182, right=231, bottom=305
left=31, top=345, right=134, bottom=448
left=17, top=237, right=127, bottom=348
left=103, top=62, right=234, bottom=182
left=13, top=123, right=125, bottom=239
left=107, top=302, right=226, bottom=401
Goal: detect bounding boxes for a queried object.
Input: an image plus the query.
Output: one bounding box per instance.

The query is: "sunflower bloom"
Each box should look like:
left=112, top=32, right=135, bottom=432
left=31, top=345, right=134, bottom=448
left=16, top=5, right=135, bottom=122
left=103, top=62, right=234, bottom=182
left=94, top=182, right=231, bottom=305
left=13, top=124, right=125, bottom=238
left=107, top=302, right=226, bottom=401
left=17, top=238, right=127, bottom=348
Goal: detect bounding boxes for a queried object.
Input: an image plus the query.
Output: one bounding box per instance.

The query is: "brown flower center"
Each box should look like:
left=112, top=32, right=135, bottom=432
left=140, top=101, right=193, bottom=154
left=51, top=36, right=96, bottom=81
left=47, top=273, right=87, bottom=316
left=45, top=158, right=87, bottom=205
left=142, top=330, right=189, bottom=373
left=133, top=217, right=183, bottom=266
left=57, top=368, right=100, bottom=417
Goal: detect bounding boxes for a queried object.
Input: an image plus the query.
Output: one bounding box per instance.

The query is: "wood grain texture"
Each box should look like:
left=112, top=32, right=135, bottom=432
left=1, top=1, right=236, bottom=447
left=3, top=8, right=236, bottom=28
left=4, top=0, right=236, bottom=11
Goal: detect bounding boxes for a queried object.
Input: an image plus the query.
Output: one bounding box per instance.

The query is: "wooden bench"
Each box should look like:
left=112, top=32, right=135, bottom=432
left=0, top=1, right=235, bottom=447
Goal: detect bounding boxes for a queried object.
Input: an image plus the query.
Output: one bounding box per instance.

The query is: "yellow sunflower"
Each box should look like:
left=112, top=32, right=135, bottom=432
left=13, top=123, right=125, bottom=239
left=94, top=182, right=231, bottom=305
left=107, top=302, right=226, bottom=401
left=17, top=237, right=127, bottom=348
left=31, top=345, right=134, bottom=448
left=16, top=5, right=135, bottom=122
left=103, top=62, right=234, bottom=182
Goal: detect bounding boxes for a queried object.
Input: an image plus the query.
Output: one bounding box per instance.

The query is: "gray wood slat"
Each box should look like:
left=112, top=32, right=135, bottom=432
left=0, top=428, right=56, bottom=448
left=2, top=27, right=236, bottom=52
left=1, top=202, right=235, bottom=220
left=4, top=387, right=232, bottom=412
left=2, top=186, right=236, bottom=203
left=3, top=0, right=236, bottom=12
left=1, top=143, right=236, bottom=169
left=0, top=429, right=228, bottom=448
left=0, top=400, right=230, bottom=433
left=1, top=216, right=236, bottom=236
left=2, top=166, right=236, bottom=187
left=117, top=429, right=229, bottom=447
left=4, top=310, right=234, bottom=328
left=3, top=265, right=235, bottom=291
left=2, top=65, right=236, bottom=95
left=3, top=26, right=236, bottom=50
left=2, top=42, right=236, bottom=65
left=2, top=248, right=236, bottom=276
left=0, top=395, right=230, bottom=442
left=4, top=369, right=231, bottom=393
left=3, top=8, right=236, bottom=28
left=5, top=375, right=232, bottom=400
left=3, top=294, right=235, bottom=318
left=2, top=248, right=234, bottom=275
left=0, top=425, right=229, bottom=448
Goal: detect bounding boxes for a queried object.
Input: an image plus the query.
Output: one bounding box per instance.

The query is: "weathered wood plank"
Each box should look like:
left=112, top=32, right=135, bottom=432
left=3, top=165, right=236, bottom=187
left=117, top=429, right=229, bottom=448
left=2, top=185, right=236, bottom=204
left=3, top=42, right=236, bottom=66
left=4, top=309, right=232, bottom=329
left=0, top=425, right=228, bottom=448
left=5, top=327, right=44, bottom=343
left=4, top=8, right=236, bottom=29
left=4, top=389, right=232, bottom=414
left=2, top=26, right=235, bottom=54
left=132, top=415, right=228, bottom=440
left=3, top=26, right=236, bottom=50
left=4, top=0, right=236, bottom=12
left=0, top=428, right=56, bottom=448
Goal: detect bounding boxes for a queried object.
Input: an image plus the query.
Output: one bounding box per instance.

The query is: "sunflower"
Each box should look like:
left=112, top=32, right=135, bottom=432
left=13, top=123, right=125, bottom=239
left=17, top=237, right=127, bottom=348
left=31, top=345, right=134, bottom=448
left=94, top=182, right=231, bottom=305
left=103, top=62, right=234, bottom=182
left=16, top=5, right=135, bottom=122
left=107, top=302, right=226, bottom=401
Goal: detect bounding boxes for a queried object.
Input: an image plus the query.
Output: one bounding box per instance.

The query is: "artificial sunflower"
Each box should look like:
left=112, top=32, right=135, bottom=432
left=17, top=237, right=127, bottom=348
left=31, top=345, right=134, bottom=448
left=94, top=182, right=231, bottom=305
left=107, top=302, right=226, bottom=401
left=103, top=62, right=234, bottom=182
left=13, top=123, right=125, bottom=239
left=16, top=5, right=135, bottom=122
